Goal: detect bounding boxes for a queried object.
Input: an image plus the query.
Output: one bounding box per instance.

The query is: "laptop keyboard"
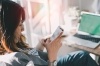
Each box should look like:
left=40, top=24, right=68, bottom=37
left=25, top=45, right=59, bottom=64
left=74, top=33, right=100, bottom=43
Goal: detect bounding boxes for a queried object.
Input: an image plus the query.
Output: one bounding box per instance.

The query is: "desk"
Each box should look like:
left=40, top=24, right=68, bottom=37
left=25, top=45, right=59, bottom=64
left=67, top=43, right=100, bottom=56
left=62, top=35, right=100, bottom=56
left=62, top=28, right=100, bottom=56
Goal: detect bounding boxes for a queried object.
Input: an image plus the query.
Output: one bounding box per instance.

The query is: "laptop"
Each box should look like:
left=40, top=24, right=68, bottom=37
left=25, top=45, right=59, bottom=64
left=66, top=12, right=100, bottom=48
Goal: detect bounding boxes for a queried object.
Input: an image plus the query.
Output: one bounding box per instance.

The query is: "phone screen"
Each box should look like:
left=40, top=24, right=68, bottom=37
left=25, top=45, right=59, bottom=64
left=50, top=26, right=63, bottom=41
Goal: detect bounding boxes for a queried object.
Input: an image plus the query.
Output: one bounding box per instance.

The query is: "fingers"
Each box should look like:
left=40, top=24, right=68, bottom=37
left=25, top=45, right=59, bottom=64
left=53, top=32, right=63, bottom=42
left=43, top=34, right=52, bottom=40
left=43, top=38, right=51, bottom=46
left=43, top=32, right=63, bottom=47
left=45, top=39, right=51, bottom=44
left=57, top=32, right=63, bottom=38
left=55, top=32, right=63, bottom=42
left=56, top=38, right=62, bottom=46
left=44, top=39, right=47, bottom=42
left=41, top=38, right=49, bottom=43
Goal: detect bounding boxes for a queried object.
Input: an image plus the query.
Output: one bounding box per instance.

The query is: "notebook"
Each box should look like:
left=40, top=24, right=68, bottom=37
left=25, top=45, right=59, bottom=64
left=66, top=12, right=100, bottom=48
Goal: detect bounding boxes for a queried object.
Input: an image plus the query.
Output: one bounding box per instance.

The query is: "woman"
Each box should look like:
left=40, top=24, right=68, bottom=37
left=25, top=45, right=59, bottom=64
left=0, top=0, right=98, bottom=66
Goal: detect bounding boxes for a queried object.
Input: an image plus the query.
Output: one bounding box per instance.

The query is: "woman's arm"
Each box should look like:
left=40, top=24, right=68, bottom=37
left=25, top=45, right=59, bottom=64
left=35, top=34, right=52, bottom=51
left=35, top=39, right=45, bottom=51
left=43, top=32, right=63, bottom=66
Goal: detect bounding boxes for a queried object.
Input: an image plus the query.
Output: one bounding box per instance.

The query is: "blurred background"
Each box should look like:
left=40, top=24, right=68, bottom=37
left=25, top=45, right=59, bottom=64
left=10, top=0, right=100, bottom=47
left=4, top=0, right=100, bottom=63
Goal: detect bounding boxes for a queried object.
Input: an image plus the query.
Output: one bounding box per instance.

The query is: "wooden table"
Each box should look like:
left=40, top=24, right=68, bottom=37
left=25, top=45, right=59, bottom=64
left=62, top=35, right=100, bottom=56
left=67, top=43, right=100, bottom=56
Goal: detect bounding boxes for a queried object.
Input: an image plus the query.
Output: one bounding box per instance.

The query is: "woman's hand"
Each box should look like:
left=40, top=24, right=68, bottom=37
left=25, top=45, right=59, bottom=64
left=43, top=32, right=63, bottom=62
left=35, top=34, right=52, bottom=51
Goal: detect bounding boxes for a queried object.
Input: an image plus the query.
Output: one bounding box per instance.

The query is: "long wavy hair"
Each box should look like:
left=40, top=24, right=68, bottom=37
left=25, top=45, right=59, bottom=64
left=0, top=0, right=29, bottom=55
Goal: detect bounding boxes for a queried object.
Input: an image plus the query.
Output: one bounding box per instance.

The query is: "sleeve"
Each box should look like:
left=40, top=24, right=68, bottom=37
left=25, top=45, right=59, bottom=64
left=11, top=52, right=34, bottom=66
left=38, top=50, right=48, bottom=62
left=26, top=48, right=48, bottom=61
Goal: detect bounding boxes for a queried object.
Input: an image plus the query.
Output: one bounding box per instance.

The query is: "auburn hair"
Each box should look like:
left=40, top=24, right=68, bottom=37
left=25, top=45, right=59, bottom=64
left=0, top=1, right=29, bottom=55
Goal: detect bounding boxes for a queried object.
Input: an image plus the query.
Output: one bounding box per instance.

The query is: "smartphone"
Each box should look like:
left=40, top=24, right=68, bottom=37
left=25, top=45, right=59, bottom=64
left=50, top=26, right=64, bottom=41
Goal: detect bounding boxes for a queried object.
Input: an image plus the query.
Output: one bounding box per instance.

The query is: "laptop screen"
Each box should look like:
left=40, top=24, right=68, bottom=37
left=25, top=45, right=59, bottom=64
left=79, top=12, right=100, bottom=36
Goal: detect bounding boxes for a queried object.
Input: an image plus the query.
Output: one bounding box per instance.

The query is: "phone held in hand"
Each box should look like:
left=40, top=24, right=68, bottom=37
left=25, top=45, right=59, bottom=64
left=50, top=26, right=64, bottom=41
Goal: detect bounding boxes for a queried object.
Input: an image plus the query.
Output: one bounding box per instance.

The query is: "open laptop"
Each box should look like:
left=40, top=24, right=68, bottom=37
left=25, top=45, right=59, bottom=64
left=67, top=12, right=100, bottom=48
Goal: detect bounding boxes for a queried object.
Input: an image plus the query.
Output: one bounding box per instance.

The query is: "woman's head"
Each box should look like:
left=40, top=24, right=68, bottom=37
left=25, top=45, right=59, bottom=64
left=1, top=0, right=25, bottom=35
left=0, top=0, right=28, bottom=54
